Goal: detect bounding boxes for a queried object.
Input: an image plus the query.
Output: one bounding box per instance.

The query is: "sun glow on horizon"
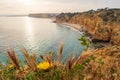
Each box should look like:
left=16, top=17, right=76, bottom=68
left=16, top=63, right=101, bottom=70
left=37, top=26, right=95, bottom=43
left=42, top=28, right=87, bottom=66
left=21, top=0, right=33, bottom=5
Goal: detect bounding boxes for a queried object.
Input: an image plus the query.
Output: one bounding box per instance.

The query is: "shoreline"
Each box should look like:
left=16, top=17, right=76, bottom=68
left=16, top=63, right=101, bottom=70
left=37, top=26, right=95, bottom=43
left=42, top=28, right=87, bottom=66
left=54, top=22, right=92, bottom=36
left=54, top=21, right=110, bottom=48
left=61, top=23, right=83, bottom=31
left=55, top=22, right=84, bottom=32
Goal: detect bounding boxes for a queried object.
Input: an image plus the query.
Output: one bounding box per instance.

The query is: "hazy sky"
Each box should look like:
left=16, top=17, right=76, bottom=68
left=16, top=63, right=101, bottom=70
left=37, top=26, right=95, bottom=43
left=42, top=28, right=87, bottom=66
left=0, top=0, right=120, bottom=14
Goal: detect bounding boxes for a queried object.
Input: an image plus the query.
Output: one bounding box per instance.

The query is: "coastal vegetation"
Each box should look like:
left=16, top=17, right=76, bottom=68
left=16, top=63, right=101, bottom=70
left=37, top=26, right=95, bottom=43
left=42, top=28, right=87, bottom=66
left=0, top=40, right=120, bottom=80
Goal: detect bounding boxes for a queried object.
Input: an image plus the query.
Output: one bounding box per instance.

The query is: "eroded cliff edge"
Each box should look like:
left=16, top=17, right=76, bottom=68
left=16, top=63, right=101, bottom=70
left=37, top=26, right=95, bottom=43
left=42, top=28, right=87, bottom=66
left=55, top=8, right=120, bottom=46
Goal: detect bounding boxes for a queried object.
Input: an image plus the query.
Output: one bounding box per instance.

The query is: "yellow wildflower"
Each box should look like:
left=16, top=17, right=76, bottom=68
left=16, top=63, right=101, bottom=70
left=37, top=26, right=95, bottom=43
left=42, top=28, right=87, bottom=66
left=37, top=62, right=53, bottom=70
left=8, top=64, right=15, bottom=69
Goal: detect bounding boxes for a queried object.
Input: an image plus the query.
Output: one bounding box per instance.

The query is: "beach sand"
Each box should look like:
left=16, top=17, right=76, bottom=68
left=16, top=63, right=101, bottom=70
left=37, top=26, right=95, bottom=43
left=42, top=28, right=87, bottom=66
left=59, top=22, right=83, bottom=31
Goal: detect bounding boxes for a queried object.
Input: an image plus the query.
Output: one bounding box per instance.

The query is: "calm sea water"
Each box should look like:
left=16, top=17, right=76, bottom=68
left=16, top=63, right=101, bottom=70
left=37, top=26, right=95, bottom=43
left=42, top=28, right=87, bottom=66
left=0, top=17, right=84, bottom=63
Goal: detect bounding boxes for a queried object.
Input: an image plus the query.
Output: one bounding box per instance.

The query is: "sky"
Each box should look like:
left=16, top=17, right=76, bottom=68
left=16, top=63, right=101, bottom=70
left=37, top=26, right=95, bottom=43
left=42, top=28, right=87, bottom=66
left=0, top=0, right=120, bottom=14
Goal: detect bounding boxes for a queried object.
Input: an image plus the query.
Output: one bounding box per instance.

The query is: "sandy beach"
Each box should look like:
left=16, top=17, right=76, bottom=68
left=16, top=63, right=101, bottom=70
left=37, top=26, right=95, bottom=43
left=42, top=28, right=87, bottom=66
left=57, top=22, right=83, bottom=32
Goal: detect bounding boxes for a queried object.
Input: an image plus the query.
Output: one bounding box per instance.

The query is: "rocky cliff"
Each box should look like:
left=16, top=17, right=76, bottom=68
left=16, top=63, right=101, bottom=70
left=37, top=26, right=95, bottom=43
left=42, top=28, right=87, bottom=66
left=55, top=8, right=120, bottom=45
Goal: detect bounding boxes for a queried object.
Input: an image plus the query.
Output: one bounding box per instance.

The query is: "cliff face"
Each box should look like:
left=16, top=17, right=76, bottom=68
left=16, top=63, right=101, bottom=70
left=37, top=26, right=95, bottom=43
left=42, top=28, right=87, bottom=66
left=55, top=8, right=120, bottom=45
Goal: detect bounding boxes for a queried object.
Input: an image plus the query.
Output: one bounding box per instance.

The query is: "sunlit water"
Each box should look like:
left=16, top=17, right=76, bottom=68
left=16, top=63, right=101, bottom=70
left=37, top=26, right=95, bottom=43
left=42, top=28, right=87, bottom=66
left=0, top=17, right=84, bottom=63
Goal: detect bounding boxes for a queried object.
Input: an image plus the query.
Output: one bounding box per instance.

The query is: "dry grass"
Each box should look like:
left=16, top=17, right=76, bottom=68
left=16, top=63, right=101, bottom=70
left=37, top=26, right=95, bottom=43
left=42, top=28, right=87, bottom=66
left=7, top=49, right=20, bottom=69
left=22, top=48, right=37, bottom=72
left=0, top=43, right=120, bottom=80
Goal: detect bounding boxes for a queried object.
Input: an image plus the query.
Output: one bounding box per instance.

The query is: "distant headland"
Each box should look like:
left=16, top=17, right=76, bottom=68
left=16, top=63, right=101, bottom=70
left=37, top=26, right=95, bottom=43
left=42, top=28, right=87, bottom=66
left=28, top=13, right=58, bottom=18
left=0, top=15, right=28, bottom=17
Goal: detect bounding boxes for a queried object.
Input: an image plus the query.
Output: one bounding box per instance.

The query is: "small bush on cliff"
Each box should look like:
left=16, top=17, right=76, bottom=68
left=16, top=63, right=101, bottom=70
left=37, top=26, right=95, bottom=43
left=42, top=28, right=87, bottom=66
left=78, top=35, right=91, bottom=50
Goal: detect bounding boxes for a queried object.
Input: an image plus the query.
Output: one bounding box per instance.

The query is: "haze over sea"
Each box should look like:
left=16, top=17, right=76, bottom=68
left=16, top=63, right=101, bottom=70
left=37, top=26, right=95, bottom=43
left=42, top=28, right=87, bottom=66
left=0, top=16, right=83, bottom=63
